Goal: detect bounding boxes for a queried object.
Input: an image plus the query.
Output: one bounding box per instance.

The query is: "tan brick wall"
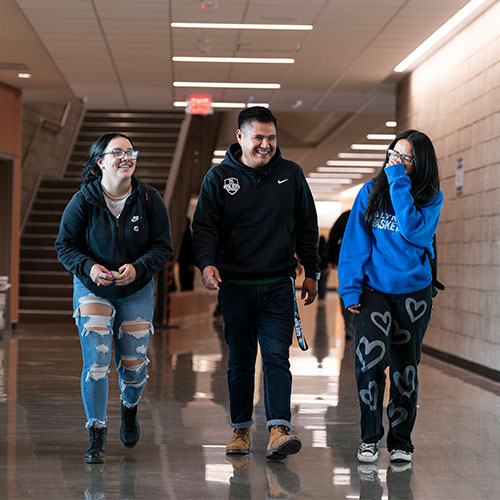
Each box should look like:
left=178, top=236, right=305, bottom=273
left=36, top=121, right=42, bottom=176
left=397, top=2, right=500, bottom=371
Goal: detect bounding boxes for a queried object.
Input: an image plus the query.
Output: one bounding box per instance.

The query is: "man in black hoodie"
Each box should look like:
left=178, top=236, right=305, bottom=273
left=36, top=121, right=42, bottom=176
left=192, top=106, right=320, bottom=460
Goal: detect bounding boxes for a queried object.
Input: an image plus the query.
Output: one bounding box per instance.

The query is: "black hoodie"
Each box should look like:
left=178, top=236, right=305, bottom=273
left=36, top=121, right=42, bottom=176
left=55, top=176, right=173, bottom=298
left=192, top=143, right=319, bottom=281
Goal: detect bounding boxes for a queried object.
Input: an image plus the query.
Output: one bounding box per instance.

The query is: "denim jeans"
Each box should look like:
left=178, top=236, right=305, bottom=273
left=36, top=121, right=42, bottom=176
left=218, top=278, right=294, bottom=430
left=353, top=285, right=432, bottom=452
left=73, top=276, right=154, bottom=428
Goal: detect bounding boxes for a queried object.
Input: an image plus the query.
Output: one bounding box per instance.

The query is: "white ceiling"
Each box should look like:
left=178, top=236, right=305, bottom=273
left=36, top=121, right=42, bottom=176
left=1, top=0, right=494, bottom=199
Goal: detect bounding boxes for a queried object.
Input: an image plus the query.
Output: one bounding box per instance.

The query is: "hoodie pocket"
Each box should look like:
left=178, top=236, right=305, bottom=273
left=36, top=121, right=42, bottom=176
left=222, top=225, right=292, bottom=272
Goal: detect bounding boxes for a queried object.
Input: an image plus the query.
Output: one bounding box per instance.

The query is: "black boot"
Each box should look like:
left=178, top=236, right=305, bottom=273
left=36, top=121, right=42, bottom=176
left=120, top=403, right=140, bottom=448
left=84, top=426, right=107, bottom=463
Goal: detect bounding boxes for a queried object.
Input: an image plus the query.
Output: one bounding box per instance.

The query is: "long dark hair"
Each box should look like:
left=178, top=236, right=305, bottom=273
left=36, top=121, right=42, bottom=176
left=364, top=129, right=440, bottom=226
left=81, top=133, right=134, bottom=184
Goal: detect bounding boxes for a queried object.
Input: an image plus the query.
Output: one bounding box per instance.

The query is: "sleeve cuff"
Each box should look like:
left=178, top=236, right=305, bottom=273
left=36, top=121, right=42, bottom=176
left=341, top=292, right=361, bottom=309
left=304, top=264, right=320, bottom=279
left=384, top=163, right=407, bottom=181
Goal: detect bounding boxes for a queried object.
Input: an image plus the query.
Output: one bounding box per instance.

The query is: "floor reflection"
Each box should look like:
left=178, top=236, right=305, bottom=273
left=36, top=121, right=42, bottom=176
left=0, top=291, right=498, bottom=499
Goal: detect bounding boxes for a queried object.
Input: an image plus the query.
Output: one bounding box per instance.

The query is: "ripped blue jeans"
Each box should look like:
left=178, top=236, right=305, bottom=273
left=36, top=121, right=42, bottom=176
left=73, top=277, right=154, bottom=429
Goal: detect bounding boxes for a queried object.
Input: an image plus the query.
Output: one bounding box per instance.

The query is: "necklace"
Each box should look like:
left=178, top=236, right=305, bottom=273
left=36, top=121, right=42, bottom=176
left=101, top=184, right=132, bottom=201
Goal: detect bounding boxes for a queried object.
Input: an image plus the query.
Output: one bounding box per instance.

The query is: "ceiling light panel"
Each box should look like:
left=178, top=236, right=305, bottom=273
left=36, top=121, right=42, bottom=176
left=171, top=23, right=313, bottom=30
left=318, top=167, right=376, bottom=174
left=338, top=153, right=386, bottom=159
left=172, top=56, right=295, bottom=64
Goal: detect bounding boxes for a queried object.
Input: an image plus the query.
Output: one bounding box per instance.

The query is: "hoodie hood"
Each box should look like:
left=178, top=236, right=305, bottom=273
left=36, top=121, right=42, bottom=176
left=223, top=143, right=282, bottom=183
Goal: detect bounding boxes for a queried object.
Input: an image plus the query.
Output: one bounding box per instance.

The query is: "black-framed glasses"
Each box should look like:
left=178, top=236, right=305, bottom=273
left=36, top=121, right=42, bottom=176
left=388, top=149, right=413, bottom=164
left=102, top=148, right=140, bottom=160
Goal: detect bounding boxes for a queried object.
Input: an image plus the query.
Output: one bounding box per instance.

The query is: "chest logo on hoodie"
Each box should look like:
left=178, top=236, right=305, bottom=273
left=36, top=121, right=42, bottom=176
left=223, top=177, right=240, bottom=196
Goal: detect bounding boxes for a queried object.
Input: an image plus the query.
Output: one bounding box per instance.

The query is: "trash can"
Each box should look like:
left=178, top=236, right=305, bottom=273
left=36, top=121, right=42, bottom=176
left=0, top=276, right=10, bottom=339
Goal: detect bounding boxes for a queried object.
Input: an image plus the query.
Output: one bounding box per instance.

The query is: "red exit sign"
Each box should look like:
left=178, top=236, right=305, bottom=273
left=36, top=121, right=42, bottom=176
left=189, top=95, right=213, bottom=115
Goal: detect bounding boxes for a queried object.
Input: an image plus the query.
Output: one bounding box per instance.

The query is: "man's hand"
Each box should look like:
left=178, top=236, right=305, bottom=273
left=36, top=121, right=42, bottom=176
left=301, top=277, right=317, bottom=305
left=202, top=265, right=222, bottom=290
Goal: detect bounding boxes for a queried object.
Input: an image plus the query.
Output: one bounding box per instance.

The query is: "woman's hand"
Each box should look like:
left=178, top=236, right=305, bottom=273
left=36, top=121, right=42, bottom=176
left=347, top=304, right=361, bottom=314
left=90, top=264, right=113, bottom=287
left=113, top=264, right=137, bottom=286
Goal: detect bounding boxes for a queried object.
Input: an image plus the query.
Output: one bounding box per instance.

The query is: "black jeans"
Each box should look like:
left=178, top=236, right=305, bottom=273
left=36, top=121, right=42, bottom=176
left=218, top=278, right=295, bottom=430
left=353, top=285, right=432, bottom=452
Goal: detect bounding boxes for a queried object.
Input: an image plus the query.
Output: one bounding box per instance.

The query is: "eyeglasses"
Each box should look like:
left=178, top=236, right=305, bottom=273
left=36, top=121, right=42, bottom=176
left=387, top=149, right=414, bottom=164
left=102, top=149, right=140, bottom=160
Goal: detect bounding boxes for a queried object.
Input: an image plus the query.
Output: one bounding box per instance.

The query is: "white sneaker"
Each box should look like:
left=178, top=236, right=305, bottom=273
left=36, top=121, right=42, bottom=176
left=390, top=449, right=412, bottom=462
left=357, top=442, right=379, bottom=462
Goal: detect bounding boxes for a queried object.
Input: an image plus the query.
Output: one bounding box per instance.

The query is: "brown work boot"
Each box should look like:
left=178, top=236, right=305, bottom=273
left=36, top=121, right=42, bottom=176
left=226, top=427, right=252, bottom=455
left=266, top=425, right=301, bottom=461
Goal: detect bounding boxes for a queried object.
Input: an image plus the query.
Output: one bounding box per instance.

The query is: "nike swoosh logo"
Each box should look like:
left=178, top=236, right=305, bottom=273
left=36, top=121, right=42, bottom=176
left=277, top=178, right=289, bottom=184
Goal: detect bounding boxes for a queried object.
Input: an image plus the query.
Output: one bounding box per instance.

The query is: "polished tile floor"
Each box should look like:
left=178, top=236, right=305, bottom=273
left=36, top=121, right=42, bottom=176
left=0, top=292, right=499, bottom=499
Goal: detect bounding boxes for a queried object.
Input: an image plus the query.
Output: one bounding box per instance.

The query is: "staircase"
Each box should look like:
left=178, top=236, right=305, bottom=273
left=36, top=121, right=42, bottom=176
left=19, top=110, right=186, bottom=322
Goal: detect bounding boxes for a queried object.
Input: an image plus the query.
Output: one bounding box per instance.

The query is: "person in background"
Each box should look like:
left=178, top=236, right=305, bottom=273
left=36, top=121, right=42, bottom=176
left=192, top=106, right=320, bottom=461
left=178, top=217, right=195, bottom=291
left=317, top=235, right=329, bottom=307
left=55, top=133, right=173, bottom=463
left=328, top=210, right=354, bottom=339
left=338, top=129, right=443, bottom=464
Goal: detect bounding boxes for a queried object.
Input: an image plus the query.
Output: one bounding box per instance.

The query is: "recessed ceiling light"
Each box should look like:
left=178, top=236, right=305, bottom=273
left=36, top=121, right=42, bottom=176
left=327, top=160, right=383, bottom=167
left=319, top=167, right=376, bottom=174
left=394, top=0, right=485, bottom=72
left=171, top=22, right=313, bottom=30
left=351, top=144, right=389, bottom=151
left=338, top=153, right=386, bottom=159
left=172, top=56, right=294, bottom=64
left=366, top=134, right=396, bottom=140
left=18, top=73, right=31, bottom=78
left=385, top=121, right=397, bottom=127
left=173, top=82, right=280, bottom=89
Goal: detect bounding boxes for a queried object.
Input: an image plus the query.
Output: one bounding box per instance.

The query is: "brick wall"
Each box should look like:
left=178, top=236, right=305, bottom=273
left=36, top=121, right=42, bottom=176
left=397, top=2, right=500, bottom=371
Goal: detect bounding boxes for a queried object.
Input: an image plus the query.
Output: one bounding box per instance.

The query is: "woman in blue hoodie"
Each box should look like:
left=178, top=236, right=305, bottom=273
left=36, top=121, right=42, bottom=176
left=55, top=133, right=173, bottom=463
left=338, top=130, right=443, bottom=464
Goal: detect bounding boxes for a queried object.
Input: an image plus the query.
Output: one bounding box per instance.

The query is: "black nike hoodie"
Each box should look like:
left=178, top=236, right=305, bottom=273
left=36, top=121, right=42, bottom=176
left=192, top=143, right=319, bottom=281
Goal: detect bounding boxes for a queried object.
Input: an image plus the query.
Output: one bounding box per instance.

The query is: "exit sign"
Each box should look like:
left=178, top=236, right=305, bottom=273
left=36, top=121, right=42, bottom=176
left=189, top=95, right=213, bottom=115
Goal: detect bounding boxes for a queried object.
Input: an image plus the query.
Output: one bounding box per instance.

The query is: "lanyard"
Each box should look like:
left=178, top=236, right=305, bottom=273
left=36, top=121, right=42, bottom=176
left=290, top=277, right=308, bottom=351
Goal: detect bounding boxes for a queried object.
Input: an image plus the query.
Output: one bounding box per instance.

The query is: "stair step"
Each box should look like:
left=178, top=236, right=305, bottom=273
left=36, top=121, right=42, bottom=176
left=20, top=271, right=72, bottom=285
left=32, top=200, right=68, bottom=211
left=18, top=310, right=73, bottom=323
left=20, top=259, right=66, bottom=271
left=21, top=247, right=58, bottom=259
left=20, top=283, right=73, bottom=297
left=20, top=296, right=73, bottom=312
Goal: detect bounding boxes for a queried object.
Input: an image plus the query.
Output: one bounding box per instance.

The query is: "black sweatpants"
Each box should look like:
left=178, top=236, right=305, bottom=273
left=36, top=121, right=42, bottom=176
left=353, top=285, right=432, bottom=452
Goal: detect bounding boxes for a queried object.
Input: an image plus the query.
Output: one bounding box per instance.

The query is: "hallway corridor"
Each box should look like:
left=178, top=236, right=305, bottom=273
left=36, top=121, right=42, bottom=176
left=0, top=292, right=499, bottom=499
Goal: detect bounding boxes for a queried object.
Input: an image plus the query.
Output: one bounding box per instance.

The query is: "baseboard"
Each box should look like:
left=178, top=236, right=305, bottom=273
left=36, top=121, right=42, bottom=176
left=422, top=344, right=500, bottom=383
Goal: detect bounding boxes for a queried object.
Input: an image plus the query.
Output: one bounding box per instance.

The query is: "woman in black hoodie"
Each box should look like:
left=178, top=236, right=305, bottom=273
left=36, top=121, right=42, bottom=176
left=55, top=133, right=172, bottom=463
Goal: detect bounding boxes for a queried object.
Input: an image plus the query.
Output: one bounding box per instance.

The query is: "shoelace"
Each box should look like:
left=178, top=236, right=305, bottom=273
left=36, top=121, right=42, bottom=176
left=276, top=426, right=288, bottom=435
left=360, top=443, right=377, bottom=454
left=234, top=428, right=248, bottom=438
left=92, top=429, right=105, bottom=450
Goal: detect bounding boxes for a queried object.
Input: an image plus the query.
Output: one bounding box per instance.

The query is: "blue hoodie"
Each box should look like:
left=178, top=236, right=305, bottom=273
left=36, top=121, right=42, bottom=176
left=339, top=163, right=443, bottom=308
